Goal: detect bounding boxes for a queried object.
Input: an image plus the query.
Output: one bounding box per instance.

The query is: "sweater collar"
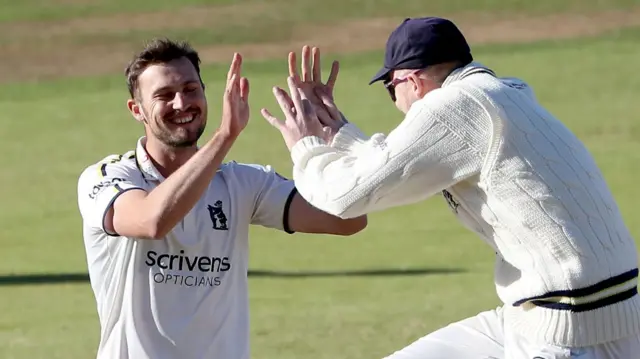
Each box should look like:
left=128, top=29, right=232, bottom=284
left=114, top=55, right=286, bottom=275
left=442, top=61, right=496, bottom=87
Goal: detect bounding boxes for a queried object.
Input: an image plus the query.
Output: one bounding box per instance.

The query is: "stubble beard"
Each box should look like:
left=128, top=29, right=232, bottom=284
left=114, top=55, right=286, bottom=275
left=142, top=106, right=206, bottom=148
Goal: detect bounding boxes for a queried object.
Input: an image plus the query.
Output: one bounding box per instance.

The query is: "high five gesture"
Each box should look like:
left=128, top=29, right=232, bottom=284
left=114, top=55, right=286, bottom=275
left=221, top=53, right=250, bottom=138
left=261, top=46, right=347, bottom=150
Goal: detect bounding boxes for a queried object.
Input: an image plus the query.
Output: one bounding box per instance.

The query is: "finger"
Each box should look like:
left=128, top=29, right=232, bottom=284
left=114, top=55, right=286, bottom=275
left=297, top=86, right=308, bottom=102
left=260, top=108, right=284, bottom=130
left=288, top=52, right=300, bottom=82
left=314, top=86, right=342, bottom=125
left=283, top=87, right=295, bottom=111
left=240, top=77, right=250, bottom=102
left=312, top=47, right=321, bottom=83
left=225, top=73, right=238, bottom=97
left=272, top=86, right=295, bottom=114
left=274, top=86, right=297, bottom=119
left=298, top=88, right=320, bottom=122
left=314, top=105, right=334, bottom=128
left=287, top=76, right=304, bottom=115
left=226, top=53, right=241, bottom=86
left=301, top=98, right=315, bottom=119
left=301, top=45, right=311, bottom=82
left=326, top=60, right=340, bottom=92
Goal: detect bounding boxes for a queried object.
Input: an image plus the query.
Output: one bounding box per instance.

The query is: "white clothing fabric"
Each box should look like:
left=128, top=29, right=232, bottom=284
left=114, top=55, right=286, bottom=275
left=289, top=62, right=640, bottom=348
left=383, top=307, right=640, bottom=359
left=77, top=137, right=296, bottom=359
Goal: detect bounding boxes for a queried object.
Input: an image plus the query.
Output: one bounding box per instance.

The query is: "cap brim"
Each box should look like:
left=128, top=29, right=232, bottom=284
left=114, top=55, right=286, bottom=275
left=369, top=67, right=392, bottom=85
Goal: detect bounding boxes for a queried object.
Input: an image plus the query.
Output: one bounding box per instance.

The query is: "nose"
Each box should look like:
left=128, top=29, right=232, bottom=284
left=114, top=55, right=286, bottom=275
left=171, top=92, right=188, bottom=111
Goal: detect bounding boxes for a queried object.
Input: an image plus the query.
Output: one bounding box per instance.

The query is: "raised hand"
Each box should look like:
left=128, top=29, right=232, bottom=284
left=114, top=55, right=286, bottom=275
left=261, top=76, right=325, bottom=151
left=220, top=53, right=250, bottom=138
left=288, top=46, right=345, bottom=140
left=289, top=45, right=339, bottom=99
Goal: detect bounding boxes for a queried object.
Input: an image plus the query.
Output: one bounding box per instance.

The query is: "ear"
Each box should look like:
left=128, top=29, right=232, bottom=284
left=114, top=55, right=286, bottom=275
left=408, top=73, right=423, bottom=94
left=127, top=98, right=147, bottom=124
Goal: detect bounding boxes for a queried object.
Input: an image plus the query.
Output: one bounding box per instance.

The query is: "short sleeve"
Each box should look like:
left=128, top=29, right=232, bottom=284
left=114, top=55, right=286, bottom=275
left=229, top=163, right=297, bottom=233
left=77, top=156, right=146, bottom=235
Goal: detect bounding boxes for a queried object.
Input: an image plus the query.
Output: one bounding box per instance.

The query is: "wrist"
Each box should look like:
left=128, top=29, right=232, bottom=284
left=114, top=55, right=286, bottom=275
left=202, top=128, right=238, bottom=154
left=213, top=127, right=240, bottom=142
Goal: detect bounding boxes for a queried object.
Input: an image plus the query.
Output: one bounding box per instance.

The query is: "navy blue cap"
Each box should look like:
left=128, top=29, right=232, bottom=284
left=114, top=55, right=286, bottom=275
left=369, top=17, right=472, bottom=85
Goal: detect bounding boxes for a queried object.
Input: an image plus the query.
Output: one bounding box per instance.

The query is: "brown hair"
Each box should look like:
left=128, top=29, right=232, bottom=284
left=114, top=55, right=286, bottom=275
left=125, top=38, right=203, bottom=98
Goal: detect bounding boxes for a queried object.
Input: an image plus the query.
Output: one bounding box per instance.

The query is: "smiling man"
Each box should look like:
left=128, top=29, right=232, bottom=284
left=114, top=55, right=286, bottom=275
left=76, top=38, right=367, bottom=359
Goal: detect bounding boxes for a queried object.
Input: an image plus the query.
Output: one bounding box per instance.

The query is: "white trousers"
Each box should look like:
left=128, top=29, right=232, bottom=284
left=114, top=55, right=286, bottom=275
left=383, top=306, right=640, bottom=359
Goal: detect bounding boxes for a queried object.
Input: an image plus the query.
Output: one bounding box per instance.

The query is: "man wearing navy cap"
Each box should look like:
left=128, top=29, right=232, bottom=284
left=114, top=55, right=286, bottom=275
left=262, top=17, right=640, bottom=358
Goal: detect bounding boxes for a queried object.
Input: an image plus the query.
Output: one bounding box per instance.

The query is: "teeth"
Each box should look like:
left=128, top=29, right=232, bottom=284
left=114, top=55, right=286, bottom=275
left=174, top=115, right=193, bottom=124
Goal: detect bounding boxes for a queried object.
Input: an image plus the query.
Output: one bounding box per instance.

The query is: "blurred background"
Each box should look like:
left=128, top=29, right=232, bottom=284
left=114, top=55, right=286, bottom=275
left=1, top=0, right=639, bottom=358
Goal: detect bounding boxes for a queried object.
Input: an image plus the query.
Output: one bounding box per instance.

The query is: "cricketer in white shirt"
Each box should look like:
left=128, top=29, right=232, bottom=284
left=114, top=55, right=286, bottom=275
left=263, top=18, right=640, bottom=359
left=78, top=141, right=284, bottom=359
left=77, top=39, right=366, bottom=359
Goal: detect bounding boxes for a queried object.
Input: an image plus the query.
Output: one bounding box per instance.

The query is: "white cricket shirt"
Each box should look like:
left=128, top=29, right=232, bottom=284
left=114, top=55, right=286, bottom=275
left=77, top=137, right=296, bottom=359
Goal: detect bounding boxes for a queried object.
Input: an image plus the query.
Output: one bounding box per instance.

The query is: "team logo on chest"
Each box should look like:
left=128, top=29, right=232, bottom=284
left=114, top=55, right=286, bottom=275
left=207, top=200, right=229, bottom=231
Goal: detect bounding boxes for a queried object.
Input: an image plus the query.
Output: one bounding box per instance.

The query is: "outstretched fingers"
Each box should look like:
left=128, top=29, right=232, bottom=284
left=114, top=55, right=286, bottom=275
left=286, top=76, right=304, bottom=114
left=288, top=52, right=300, bottom=82
left=314, top=86, right=342, bottom=125
left=326, top=60, right=340, bottom=93
left=240, top=77, right=250, bottom=102
left=261, top=86, right=294, bottom=129
left=226, top=53, right=242, bottom=87
left=312, top=46, right=321, bottom=83
left=301, top=45, right=312, bottom=82
left=260, top=107, right=282, bottom=130
left=225, top=73, right=239, bottom=100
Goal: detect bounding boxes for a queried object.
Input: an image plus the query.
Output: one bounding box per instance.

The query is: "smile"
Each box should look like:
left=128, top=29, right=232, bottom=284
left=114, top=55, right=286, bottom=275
left=172, top=114, right=195, bottom=124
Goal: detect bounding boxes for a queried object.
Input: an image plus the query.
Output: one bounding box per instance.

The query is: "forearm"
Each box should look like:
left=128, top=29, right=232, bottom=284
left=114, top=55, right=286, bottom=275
left=288, top=84, right=490, bottom=220
left=142, top=130, right=237, bottom=236
left=291, top=136, right=419, bottom=219
left=291, top=115, right=483, bottom=219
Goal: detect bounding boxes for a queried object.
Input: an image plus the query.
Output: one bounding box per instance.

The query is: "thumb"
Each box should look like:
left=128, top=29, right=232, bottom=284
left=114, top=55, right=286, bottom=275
left=261, top=108, right=283, bottom=130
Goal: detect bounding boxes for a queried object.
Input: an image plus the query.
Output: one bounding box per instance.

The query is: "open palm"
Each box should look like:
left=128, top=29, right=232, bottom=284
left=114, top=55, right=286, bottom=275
left=221, top=53, right=250, bottom=137
left=288, top=46, right=344, bottom=140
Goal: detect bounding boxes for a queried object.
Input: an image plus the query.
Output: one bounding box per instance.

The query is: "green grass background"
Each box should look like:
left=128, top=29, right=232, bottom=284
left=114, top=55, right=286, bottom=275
left=1, top=0, right=640, bottom=358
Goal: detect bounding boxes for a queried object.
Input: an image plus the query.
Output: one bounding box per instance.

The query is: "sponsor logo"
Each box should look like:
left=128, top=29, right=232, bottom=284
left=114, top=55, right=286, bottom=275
left=88, top=178, right=125, bottom=199
left=145, top=250, right=231, bottom=288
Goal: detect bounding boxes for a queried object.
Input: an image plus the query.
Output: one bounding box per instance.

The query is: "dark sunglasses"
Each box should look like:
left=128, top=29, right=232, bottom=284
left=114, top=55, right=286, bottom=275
left=382, top=69, right=424, bottom=102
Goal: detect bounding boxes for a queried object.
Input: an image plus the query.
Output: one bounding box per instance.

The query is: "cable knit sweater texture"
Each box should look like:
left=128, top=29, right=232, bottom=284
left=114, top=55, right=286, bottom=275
left=290, top=62, right=640, bottom=347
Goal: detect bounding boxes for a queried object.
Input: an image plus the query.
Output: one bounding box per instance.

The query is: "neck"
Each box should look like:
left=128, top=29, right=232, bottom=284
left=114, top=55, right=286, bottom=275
left=144, top=137, right=198, bottom=178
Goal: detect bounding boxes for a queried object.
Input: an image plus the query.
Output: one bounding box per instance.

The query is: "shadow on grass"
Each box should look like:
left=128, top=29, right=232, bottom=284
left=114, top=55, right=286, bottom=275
left=0, top=268, right=464, bottom=286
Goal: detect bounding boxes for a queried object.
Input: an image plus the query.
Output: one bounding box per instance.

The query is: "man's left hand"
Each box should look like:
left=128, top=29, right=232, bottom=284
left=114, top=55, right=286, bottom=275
left=261, top=76, right=328, bottom=151
left=289, top=45, right=346, bottom=142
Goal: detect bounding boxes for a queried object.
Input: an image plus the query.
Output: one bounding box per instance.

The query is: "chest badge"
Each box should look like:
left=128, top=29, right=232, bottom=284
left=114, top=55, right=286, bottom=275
left=207, top=200, right=229, bottom=231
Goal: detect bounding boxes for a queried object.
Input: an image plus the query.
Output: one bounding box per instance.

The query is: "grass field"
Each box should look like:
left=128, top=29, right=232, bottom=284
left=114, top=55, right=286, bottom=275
left=2, top=0, right=640, bottom=358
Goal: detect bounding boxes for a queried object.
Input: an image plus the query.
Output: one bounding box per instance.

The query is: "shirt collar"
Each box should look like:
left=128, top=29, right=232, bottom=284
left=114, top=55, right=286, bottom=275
left=442, top=61, right=496, bottom=87
left=135, top=136, right=166, bottom=182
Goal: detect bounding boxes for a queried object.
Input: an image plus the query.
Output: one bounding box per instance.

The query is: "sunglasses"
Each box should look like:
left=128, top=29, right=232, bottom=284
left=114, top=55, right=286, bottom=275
left=382, top=69, right=424, bottom=102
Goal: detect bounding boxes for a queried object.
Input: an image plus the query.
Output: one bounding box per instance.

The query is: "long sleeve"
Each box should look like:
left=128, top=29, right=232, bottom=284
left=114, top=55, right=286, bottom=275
left=329, top=121, right=370, bottom=152
left=290, top=85, right=492, bottom=218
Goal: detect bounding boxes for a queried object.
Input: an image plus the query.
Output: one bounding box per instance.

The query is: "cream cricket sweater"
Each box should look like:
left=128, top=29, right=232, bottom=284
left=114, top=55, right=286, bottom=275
left=289, top=62, right=640, bottom=347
